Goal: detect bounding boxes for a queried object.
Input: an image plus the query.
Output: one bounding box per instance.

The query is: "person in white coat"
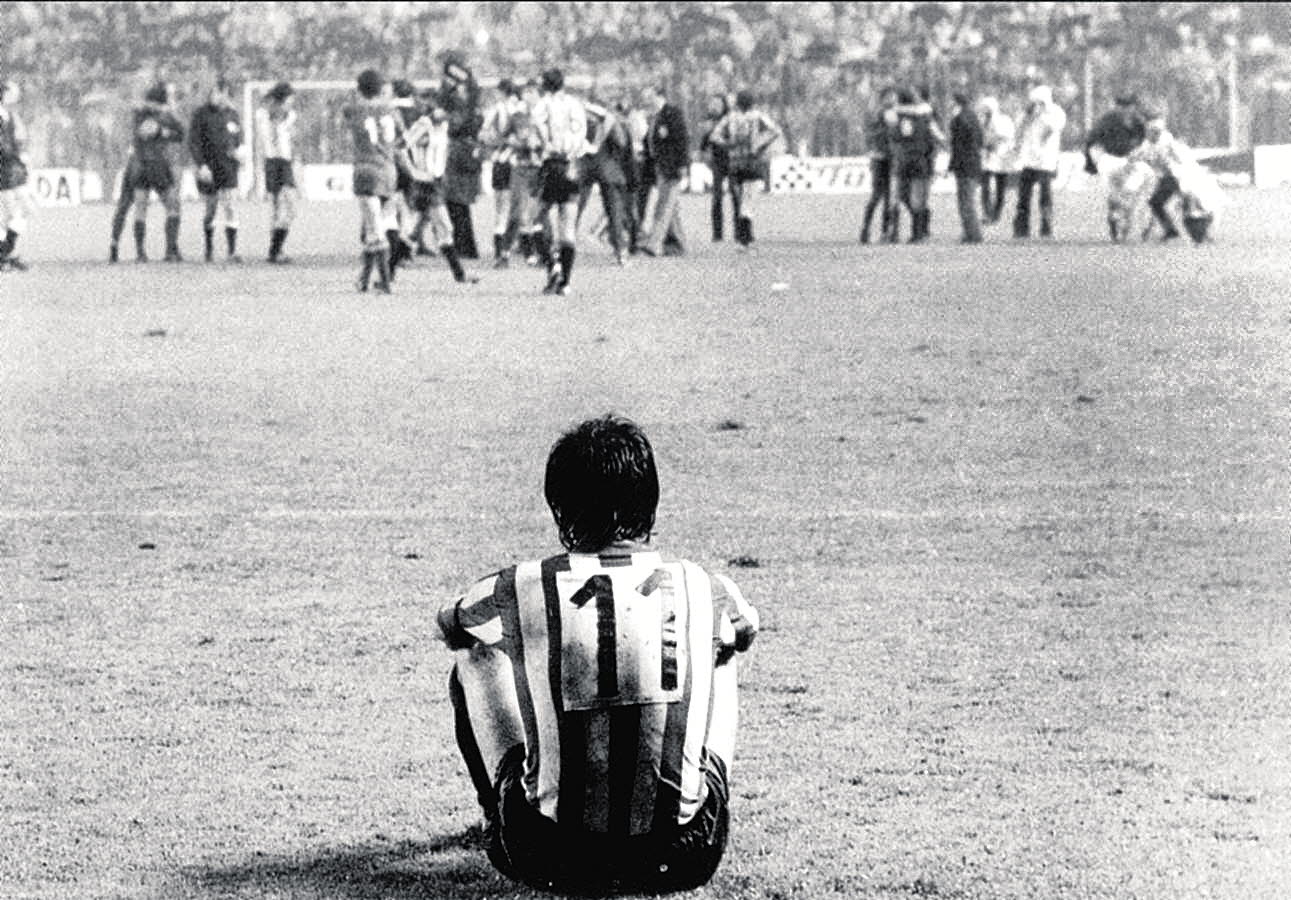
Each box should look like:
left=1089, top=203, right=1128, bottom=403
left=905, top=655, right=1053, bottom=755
left=1012, top=84, right=1066, bottom=238
left=977, top=96, right=1015, bottom=225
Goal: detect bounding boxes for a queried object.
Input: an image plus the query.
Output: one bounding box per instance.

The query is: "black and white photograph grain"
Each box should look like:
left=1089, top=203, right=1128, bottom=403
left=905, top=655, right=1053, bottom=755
left=2, top=2, right=1289, bottom=898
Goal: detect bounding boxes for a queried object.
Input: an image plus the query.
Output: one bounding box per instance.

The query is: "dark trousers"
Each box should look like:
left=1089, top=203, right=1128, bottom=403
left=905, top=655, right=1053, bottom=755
left=1014, top=168, right=1054, bottom=237
left=861, top=157, right=891, bottom=241
left=578, top=176, right=629, bottom=253
left=447, top=201, right=478, bottom=258
left=955, top=174, right=983, bottom=242
left=710, top=169, right=728, bottom=240
left=448, top=664, right=730, bottom=895
left=1148, top=173, right=1181, bottom=236
left=980, top=171, right=1008, bottom=223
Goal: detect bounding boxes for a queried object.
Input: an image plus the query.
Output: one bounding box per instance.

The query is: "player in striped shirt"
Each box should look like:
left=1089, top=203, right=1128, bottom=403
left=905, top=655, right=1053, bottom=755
left=439, top=415, right=758, bottom=893
left=255, top=81, right=297, bottom=263
left=399, top=99, right=478, bottom=284
left=530, top=68, right=588, bottom=296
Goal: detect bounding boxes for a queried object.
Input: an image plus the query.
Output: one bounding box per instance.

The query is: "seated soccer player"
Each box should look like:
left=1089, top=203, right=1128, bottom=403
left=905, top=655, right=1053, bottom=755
left=439, top=415, right=758, bottom=894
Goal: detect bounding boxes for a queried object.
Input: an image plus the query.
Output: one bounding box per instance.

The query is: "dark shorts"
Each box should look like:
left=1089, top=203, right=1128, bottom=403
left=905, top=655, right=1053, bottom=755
left=491, top=161, right=513, bottom=192
left=727, top=153, right=766, bottom=184
left=135, top=159, right=176, bottom=194
left=0, top=157, right=29, bottom=191
left=487, top=745, right=729, bottom=894
left=538, top=157, right=580, bottom=205
left=264, top=158, right=295, bottom=194
left=199, top=159, right=239, bottom=194
left=353, top=164, right=396, bottom=199
left=896, top=156, right=934, bottom=180
left=404, top=178, right=445, bottom=213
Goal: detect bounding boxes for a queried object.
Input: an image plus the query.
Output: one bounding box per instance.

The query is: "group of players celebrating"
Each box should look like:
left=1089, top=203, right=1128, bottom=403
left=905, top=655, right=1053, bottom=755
left=343, top=63, right=784, bottom=296
left=0, top=67, right=1227, bottom=282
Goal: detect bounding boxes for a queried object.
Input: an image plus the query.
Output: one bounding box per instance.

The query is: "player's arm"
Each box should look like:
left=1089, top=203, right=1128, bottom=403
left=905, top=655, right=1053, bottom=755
left=753, top=111, right=782, bottom=156
left=437, top=573, right=505, bottom=651
left=710, top=571, right=758, bottom=665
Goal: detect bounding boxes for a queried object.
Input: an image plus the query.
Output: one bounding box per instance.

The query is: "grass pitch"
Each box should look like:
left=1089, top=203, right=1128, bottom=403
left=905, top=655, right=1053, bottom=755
left=2, top=189, right=1289, bottom=899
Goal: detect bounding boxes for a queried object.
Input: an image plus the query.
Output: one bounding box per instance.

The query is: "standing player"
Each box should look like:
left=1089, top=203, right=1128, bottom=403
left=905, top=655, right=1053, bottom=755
left=530, top=68, right=587, bottom=296
left=0, top=79, right=34, bottom=272
left=399, top=99, right=479, bottom=284
left=496, top=80, right=545, bottom=267
left=190, top=77, right=244, bottom=263
left=108, top=151, right=142, bottom=263
left=256, top=81, right=298, bottom=263
left=440, top=414, right=758, bottom=893
left=709, top=90, right=781, bottom=249
left=131, top=82, right=186, bottom=263
left=698, top=94, right=731, bottom=242
left=577, top=96, right=631, bottom=265
left=859, top=87, right=897, bottom=245
left=481, top=79, right=524, bottom=266
left=1083, top=94, right=1146, bottom=242
left=342, top=69, right=399, bottom=293
left=890, top=89, right=938, bottom=244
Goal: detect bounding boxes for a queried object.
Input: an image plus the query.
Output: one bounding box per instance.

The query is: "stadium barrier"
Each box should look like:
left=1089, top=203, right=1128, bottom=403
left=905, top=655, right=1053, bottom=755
left=35, top=146, right=1278, bottom=207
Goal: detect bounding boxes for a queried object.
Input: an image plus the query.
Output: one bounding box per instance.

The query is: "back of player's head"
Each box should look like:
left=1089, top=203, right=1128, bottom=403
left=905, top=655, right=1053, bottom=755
left=392, top=78, right=415, bottom=99
left=267, top=81, right=294, bottom=103
left=545, top=415, right=659, bottom=552
left=145, top=81, right=169, bottom=104
left=897, top=87, right=916, bottom=104
left=357, top=69, right=384, bottom=99
left=735, top=90, right=754, bottom=112
left=497, top=77, right=516, bottom=98
left=540, top=68, right=564, bottom=94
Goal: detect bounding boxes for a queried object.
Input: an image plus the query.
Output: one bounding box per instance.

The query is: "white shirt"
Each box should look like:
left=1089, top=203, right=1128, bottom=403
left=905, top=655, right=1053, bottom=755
left=1015, top=100, right=1067, bottom=173
left=531, top=91, right=587, bottom=160
left=402, top=115, right=450, bottom=180
left=981, top=111, right=1016, bottom=173
left=255, top=106, right=296, bottom=160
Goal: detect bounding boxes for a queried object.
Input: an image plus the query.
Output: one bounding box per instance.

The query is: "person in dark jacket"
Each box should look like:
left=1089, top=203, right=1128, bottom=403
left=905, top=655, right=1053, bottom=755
left=439, top=59, right=483, bottom=259
left=860, top=87, right=898, bottom=244
left=131, top=82, right=185, bottom=262
left=1084, top=94, right=1146, bottom=241
left=699, top=94, right=731, bottom=242
left=638, top=83, right=689, bottom=257
left=891, top=88, right=939, bottom=244
left=948, top=92, right=984, bottom=244
left=190, top=76, right=244, bottom=262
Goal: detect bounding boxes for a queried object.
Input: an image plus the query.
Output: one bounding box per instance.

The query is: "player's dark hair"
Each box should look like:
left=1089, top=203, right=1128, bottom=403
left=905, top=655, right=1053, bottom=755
left=735, top=90, right=755, bottom=112
left=357, top=69, right=384, bottom=98
left=545, top=415, right=659, bottom=552
left=267, top=81, right=293, bottom=103
left=392, top=78, right=415, bottom=99
left=144, top=82, right=169, bottom=104
left=541, top=68, right=564, bottom=94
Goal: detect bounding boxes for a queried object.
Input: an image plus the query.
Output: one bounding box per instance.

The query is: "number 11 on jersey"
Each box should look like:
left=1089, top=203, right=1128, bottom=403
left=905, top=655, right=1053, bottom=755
left=556, top=567, right=685, bottom=712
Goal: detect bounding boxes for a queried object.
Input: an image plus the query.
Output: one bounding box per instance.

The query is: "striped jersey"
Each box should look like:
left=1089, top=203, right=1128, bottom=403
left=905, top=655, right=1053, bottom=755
left=439, top=544, right=758, bottom=835
left=712, top=109, right=781, bottom=159
left=531, top=91, right=588, bottom=161
left=401, top=114, right=450, bottom=181
left=255, top=105, right=296, bottom=160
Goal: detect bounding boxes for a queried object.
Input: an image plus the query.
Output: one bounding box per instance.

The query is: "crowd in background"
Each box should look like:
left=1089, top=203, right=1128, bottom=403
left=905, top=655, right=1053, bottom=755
left=2, top=2, right=1289, bottom=181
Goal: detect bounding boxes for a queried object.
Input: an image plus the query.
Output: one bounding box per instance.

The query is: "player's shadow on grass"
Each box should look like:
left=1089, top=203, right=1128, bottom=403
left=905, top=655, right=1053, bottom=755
left=180, top=824, right=539, bottom=899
